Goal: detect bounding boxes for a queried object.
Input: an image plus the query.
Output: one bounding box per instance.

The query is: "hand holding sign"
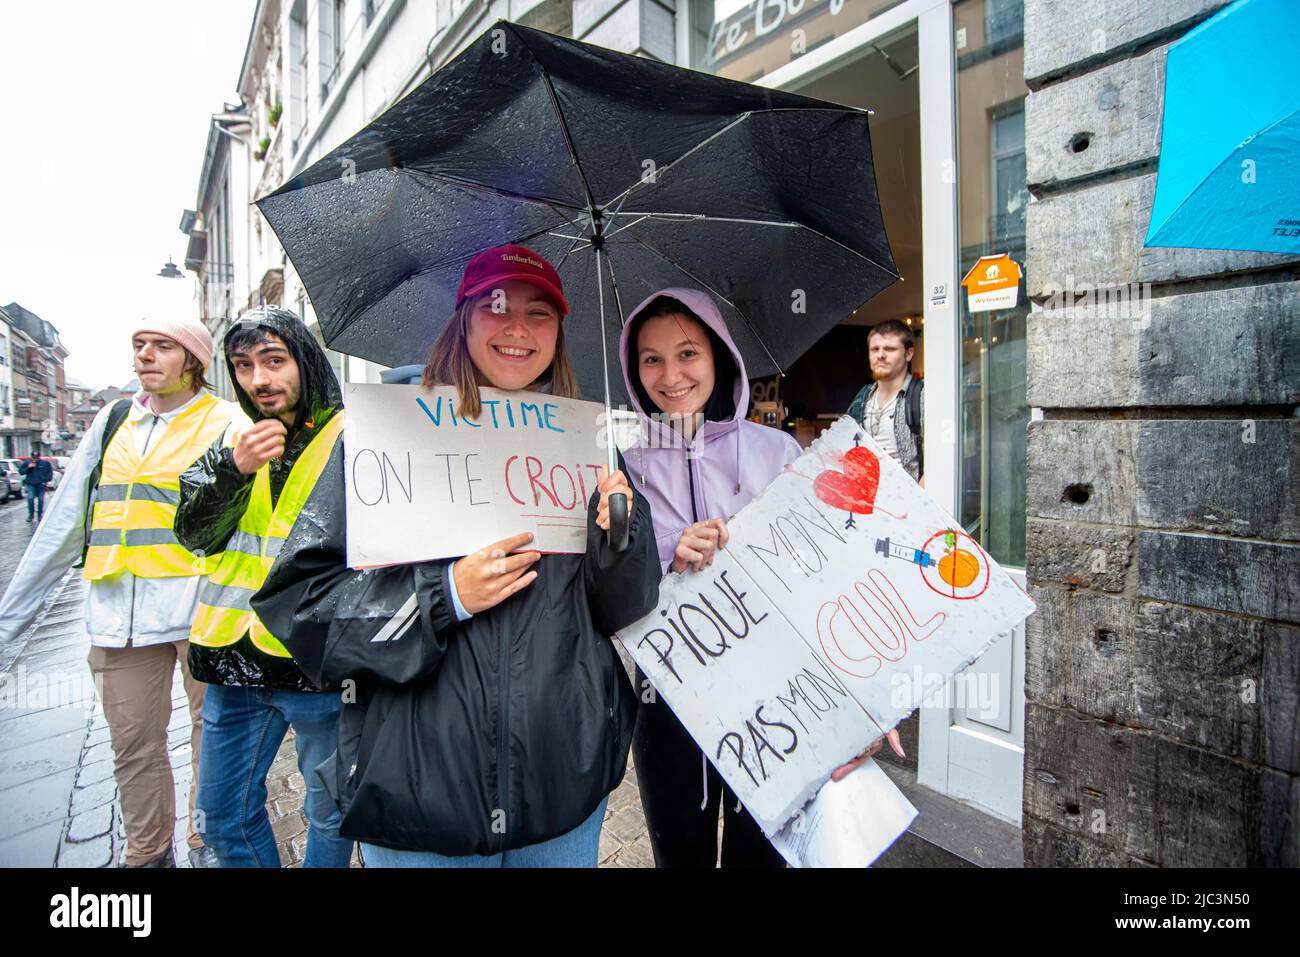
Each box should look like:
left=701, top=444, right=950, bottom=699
left=594, top=467, right=634, bottom=532
left=452, top=532, right=541, bottom=614
left=672, top=518, right=730, bottom=573
left=830, top=728, right=905, bottom=782
left=234, top=419, right=288, bottom=475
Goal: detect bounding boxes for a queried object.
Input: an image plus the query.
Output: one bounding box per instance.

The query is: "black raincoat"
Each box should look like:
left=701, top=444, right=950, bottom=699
left=251, top=437, right=660, bottom=856
left=175, top=308, right=343, bottom=691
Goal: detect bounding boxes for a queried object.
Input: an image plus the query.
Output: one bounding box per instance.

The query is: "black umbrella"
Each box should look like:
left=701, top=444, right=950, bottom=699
left=257, top=19, right=898, bottom=548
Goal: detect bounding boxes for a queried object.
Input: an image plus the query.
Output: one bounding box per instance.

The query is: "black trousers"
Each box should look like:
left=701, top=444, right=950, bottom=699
left=631, top=668, right=787, bottom=868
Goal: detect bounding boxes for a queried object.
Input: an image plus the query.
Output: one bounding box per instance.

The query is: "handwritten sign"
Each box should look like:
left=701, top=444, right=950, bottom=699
left=627, top=551, right=881, bottom=830
left=343, top=384, right=609, bottom=567
left=616, top=416, right=1035, bottom=838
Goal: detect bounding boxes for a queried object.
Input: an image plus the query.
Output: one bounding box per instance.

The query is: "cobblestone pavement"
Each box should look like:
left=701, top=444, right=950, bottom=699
left=0, top=494, right=654, bottom=867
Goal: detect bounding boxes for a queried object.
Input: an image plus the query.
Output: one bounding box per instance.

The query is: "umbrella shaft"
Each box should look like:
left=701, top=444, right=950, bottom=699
left=594, top=234, right=619, bottom=477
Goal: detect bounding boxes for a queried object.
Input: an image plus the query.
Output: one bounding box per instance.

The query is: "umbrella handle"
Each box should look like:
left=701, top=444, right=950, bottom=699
left=607, top=492, right=630, bottom=553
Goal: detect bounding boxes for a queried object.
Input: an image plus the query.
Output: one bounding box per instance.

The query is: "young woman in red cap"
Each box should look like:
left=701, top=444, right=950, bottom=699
left=256, top=244, right=660, bottom=867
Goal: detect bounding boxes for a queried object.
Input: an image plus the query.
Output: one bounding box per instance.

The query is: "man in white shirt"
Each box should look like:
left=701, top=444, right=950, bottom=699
left=0, top=316, right=247, bottom=867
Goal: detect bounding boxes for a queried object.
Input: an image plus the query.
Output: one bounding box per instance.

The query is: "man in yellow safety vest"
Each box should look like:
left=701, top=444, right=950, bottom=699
left=0, top=315, right=247, bottom=867
left=173, top=306, right=352, bottom=867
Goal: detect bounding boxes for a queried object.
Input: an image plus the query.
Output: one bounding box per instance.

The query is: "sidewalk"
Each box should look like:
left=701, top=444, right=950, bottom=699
left=0, top=570, right=655, bottom=868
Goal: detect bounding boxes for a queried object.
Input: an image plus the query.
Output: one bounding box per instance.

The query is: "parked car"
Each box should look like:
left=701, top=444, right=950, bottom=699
left=47, top=456, right=71, bottom=492
left=0, top=460, right=20, bottom=501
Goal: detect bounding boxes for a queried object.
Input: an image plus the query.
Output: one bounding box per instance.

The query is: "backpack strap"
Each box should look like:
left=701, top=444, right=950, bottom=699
left=905, top=378, right=923, bottom=476
left=79, top=399, right=133, bottom=565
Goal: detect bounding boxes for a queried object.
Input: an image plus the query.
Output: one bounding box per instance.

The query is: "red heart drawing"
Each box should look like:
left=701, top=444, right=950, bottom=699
left=813, top=446, right=880, bottom=515
left=844, top=445, right=880, bottom=492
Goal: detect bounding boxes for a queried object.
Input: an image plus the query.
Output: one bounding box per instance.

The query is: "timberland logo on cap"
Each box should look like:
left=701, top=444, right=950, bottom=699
left=500, top=253, right=544, bottom=269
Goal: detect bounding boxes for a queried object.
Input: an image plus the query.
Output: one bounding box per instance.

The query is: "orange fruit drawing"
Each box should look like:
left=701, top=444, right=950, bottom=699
left=938, top=548, right=980, bottom=588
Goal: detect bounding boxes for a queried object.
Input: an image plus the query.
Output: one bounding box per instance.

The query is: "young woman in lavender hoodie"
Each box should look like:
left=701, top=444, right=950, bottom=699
left=621, top=288, right=904, bottom=867
left=618, top=288, right=803, bottom=867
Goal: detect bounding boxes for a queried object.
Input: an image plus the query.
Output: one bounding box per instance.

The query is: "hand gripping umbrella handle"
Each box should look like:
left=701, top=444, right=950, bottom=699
left=608, top=491, right=630, bottom=553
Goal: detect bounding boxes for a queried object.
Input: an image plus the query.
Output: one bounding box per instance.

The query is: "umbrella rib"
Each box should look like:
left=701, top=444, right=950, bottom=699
left=543, top=201, right=598, bottom=268
left=406, top=167, right=588, bottom=214
left=614, top=210, right=901, bottom=281
left=552, top=222, right=594, bottom=271
left=610, top=211, right=799, bottom=226
left=626, top=237, right=784, bottom=377
left=604, top=245, right=628, bottom=331
left=529, top=47, right=599, bottom=213
left=600, top=106, right=866, bottom=213
left=266, top=170, right=585, bottom=287
left=601, top=113, right=756, bottom=213
left=330, top=214, right=568, bottom=302
left=604, top=215, right=651, bottom=239
left=545, top=201, right=594, bottom=236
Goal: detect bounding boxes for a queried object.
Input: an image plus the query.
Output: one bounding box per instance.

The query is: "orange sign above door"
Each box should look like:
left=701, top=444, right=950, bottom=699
left=960, top=253, right=1022, bottom=312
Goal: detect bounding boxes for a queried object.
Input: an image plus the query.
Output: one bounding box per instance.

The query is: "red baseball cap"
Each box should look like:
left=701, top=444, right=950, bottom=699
left=455, top=243, right=570, bottom=317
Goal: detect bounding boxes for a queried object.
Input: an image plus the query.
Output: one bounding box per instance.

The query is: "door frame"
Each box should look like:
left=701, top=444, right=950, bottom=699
left=751, top=0, right=961, bottom=563
left=735, top=0, right=1028, bottom=823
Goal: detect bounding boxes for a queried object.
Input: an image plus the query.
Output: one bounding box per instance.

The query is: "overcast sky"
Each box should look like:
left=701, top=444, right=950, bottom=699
left=0, top=1, right=258, bottom=390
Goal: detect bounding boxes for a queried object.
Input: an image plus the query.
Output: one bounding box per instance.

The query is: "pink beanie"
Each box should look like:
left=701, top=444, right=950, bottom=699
left=132, top=316, right=214, bottom=369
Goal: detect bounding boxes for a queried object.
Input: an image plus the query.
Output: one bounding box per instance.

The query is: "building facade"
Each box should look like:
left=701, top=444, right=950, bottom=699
left=1020, top=0, right=1297, bottom=867
left=1, top=302, right=69, bottom=457
left=65, top=383, right=122, bottom=443
left=0, top=308, right=14, bottom=456
left=204, top=0, right=1297, bottom=865
left=182, top=102, right=254, bottom=403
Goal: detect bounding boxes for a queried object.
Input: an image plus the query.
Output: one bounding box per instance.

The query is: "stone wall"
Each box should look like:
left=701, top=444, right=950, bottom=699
left=1022, top=0, right=1299, bottom=865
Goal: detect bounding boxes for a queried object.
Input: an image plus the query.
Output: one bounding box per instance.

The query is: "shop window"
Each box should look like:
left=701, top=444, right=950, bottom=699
left=955, top=0, right=1028, bottom=568
left=990, top=104, right=1028, bottom=246
left=984, top=0, right=1023, bottom=46
left=289, top=0, right=309, bottom=152
left=319, top=0, right=347, bottom=103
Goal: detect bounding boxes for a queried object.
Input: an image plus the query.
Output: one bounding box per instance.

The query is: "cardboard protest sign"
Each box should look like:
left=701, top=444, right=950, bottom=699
left=624, top=547, right=882, bottom=831
left=724, top=416, right=1035, bottom=733
left=770, top=759, right=918, bottom=868
left=343, top=384, right=608, bottom=567
left=616, top=415, right=1035, bottom=841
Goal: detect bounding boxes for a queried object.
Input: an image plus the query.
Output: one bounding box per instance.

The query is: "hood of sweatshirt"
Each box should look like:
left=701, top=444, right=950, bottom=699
left=223, top=306, right=343, bottom=434
left=619, top=287, right=749, bottom=448
left=617, top=287, right=801, bottom=573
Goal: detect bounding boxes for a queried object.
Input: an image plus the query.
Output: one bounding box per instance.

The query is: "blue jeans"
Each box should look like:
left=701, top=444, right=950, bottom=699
left=361, top=796, right=609, bottom=868
left=197, top=684, right=354, bottom=868
left=25, top=483, right=44, bottom=519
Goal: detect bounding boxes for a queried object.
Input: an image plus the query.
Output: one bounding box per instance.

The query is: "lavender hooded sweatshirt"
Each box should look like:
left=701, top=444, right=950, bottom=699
left=619, top=288, right=803, bottom=574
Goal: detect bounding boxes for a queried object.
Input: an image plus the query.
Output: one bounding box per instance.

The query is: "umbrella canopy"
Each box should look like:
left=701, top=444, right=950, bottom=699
left=257, top=20, right=898, bottom=408
left=1144, top=0, right=1300, bottom=254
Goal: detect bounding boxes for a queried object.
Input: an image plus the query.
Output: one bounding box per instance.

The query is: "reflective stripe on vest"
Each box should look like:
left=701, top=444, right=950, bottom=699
left=83, top=393, right=241, bottom=581
left=190, top=411, right=344, bottom=658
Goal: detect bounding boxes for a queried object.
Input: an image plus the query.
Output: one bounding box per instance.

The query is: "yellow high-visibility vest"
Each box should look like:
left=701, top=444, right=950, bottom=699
left=84, top=393, right=240, bottom=581
left=190, top=411, right=344, bottom=658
